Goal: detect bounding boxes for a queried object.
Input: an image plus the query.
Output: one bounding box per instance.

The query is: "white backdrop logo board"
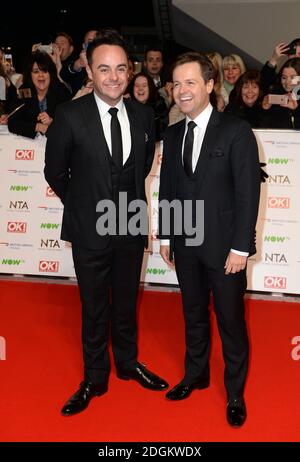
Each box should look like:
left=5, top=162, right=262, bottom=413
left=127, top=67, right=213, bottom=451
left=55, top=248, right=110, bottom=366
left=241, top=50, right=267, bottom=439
left=0, top=132, right=75, bottom=276
left=247, top=130, right=300, bottom=294
left=1, top=130, right=299, bottom=294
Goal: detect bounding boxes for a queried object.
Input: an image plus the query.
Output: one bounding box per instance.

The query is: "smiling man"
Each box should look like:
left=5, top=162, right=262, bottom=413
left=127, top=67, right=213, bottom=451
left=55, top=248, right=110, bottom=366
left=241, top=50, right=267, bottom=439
left=159, top=52, right=261, bottom=426
left=45, top=29, right=168, bottom=417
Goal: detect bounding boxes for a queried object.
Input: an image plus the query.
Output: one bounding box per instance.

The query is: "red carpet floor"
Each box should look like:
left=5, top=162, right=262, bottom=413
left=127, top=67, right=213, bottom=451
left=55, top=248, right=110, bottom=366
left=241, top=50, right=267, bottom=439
left=0, top=280, right=299, bottom=442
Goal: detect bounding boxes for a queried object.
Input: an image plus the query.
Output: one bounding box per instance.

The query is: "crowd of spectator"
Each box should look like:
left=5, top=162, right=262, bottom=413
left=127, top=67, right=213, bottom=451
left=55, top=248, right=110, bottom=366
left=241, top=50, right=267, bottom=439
left=1, top=32, right=300, bottom=138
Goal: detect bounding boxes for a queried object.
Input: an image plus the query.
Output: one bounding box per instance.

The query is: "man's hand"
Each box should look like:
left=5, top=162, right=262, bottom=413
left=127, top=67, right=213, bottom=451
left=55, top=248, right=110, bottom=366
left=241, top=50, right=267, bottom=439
left=160, top=245, right=175, bottom=268
left=224, top=251, right=247, bottom=275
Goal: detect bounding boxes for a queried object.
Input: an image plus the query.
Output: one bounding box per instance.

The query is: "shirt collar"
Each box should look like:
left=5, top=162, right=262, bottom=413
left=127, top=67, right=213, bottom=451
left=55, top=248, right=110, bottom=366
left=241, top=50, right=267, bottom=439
left=186, top=103, right=213, bottom=130
left=93, top=92, right=125, bottom=117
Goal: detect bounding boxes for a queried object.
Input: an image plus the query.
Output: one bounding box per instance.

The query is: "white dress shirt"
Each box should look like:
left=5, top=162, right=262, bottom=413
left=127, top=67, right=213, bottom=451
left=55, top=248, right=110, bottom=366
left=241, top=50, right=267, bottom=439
left=161, top=102, right=248, bottom=257
left=93, top=93, right=131, bottom=165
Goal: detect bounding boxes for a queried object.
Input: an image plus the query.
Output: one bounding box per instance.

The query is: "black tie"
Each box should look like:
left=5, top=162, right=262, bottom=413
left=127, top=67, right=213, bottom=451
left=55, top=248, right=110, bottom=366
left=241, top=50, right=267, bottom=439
left=183, top=120, right=196, bottom=177
left=108, top=107, right=123, bottom=169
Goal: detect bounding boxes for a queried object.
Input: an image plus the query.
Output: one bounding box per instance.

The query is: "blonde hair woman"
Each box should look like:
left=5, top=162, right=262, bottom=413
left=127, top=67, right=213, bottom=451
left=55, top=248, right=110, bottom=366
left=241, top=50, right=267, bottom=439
left=223, top=54, right=246, bottom=100
left=206, top=51, right=227, bottom=109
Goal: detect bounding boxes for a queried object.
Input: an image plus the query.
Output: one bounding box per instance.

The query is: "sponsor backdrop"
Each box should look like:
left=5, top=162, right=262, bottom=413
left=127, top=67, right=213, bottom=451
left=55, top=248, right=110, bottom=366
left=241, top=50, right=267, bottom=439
left=0, top=130, right=299, bottom=294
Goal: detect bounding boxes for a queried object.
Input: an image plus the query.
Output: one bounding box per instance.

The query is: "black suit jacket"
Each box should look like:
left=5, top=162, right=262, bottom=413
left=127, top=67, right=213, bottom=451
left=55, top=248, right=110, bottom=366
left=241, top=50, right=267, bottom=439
left=44, top=93, right=155, bottom=249
left=159, top=108, right=261, bottom=267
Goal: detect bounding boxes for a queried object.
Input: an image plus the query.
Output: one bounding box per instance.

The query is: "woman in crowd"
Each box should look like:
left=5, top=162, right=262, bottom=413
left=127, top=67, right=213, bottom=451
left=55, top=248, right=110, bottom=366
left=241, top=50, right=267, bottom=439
left=8, top=51, right=71, bottom=138
left=127, top=71, right=168, bottom=140
left=223, top=54, right=246, bottom=100
left=261, top=58, right=300, bottom=129
left=206, top=51, right=227, bottom=109
left=0, top=61, right=18, bottom=124
left=225, top=70, right=264, bottom=127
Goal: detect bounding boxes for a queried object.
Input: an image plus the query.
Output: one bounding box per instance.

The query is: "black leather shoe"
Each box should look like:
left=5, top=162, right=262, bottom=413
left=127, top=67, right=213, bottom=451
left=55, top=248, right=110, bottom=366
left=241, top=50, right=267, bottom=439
left=226, top=397, right=247, bottom=427
left=117, top=362, right=168, bottom=390
left=61, top=381, right=108, bottom=416
left=166, top=379, right=210, bottom=401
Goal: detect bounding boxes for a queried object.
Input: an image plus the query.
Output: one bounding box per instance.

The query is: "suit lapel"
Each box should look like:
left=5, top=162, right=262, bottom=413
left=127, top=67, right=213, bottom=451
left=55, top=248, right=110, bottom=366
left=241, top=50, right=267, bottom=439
left=81, top=93, right=112, bottom=191
left=124, top=100, right=145, bottom=190
left=193, top=108, right=221, bottom=188
left=174, top=119, right=186, bottom=184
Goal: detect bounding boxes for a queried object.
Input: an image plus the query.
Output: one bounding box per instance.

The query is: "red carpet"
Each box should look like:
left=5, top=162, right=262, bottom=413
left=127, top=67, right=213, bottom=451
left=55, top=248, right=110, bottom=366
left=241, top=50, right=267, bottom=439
left=0, top=280, right=299, bottom=442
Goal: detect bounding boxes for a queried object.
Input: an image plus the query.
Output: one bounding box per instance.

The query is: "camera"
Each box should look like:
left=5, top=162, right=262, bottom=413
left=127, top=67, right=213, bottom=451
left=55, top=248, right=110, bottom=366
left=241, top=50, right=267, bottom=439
left=283, top=42, right=297, bottom=56
left=38, top=44, right=53, bottom=55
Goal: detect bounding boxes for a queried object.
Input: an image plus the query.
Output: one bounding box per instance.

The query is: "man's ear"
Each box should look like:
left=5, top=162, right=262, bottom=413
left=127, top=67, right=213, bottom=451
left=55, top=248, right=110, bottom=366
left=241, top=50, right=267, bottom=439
left=207, top=79, right=214, bottom=95
left=86, top=65, right=92, bottom=81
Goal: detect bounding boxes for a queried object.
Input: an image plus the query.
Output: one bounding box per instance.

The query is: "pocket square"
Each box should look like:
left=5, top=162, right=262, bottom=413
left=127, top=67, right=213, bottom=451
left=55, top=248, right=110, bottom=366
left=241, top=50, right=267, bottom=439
left=145, top=132, right=148, bottom=142
left=209, top=148, right=224, bottom=158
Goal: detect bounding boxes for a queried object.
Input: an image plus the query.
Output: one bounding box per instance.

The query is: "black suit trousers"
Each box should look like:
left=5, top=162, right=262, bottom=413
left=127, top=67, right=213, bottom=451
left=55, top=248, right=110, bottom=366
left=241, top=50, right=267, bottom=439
left=174, top=237, right=249, bottom=399
left=72, top=235, right=144, bottom=385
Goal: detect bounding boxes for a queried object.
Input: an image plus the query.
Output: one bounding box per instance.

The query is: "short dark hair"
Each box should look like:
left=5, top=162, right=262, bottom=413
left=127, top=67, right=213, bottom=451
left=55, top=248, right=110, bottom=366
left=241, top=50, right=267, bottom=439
left=232, top=70, right=263, bottom=106
left=280, top=57, right=300, bottom=76
left=23, top=51, right=58, bottom=88
left=55, top=32, right=74, bottom=46
left=86, top=28, right=127, bottom=65
left=172, top=51, right=217, bottom=83
left=127, top=72, right=159, bottom=105
left=144, top=47, right=163, bottom=61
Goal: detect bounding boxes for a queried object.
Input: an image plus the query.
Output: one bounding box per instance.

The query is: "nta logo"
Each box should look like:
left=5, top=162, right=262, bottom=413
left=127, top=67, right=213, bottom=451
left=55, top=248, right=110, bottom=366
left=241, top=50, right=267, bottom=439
left=9, top=201, right=29, bottom=210
left=264, top=253, right=287, bottom=263
left=40, top=239, right=60, bottom=249
left=15, top=149, right=34, bottom=160
left=268, top=175, right=290, bottom=184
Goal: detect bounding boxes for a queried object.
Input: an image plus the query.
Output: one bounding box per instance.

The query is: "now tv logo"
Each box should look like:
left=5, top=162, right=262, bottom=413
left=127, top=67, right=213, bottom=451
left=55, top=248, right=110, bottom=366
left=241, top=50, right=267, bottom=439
left=39, top=260, right=59, bottom=273
left=268, top=197, right=290, bottom=209
left=15, top=149, right=34, bottom=160
left=7, top=222, right=27, bottom=233
left=264, top=276, right=287, bottom=289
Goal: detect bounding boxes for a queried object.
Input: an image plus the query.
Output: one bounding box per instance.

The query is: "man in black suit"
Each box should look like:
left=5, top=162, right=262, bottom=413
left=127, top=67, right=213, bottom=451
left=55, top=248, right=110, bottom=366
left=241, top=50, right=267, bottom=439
left=159, top=52, right=260, bottom=426
left=44, top=29, right=168, bottom=417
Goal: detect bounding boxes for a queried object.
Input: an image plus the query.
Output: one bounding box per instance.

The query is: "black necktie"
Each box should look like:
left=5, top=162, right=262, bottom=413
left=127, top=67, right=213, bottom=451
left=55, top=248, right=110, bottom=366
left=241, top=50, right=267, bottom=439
left=183, top=120, right=196, bottom=177
left=108, top=107, right=123, bottom=169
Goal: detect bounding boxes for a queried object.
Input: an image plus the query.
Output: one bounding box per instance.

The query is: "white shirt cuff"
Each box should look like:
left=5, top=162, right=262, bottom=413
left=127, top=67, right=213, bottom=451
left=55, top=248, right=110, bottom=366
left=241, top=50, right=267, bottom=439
left=231, top=248, right=249, bottom=257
